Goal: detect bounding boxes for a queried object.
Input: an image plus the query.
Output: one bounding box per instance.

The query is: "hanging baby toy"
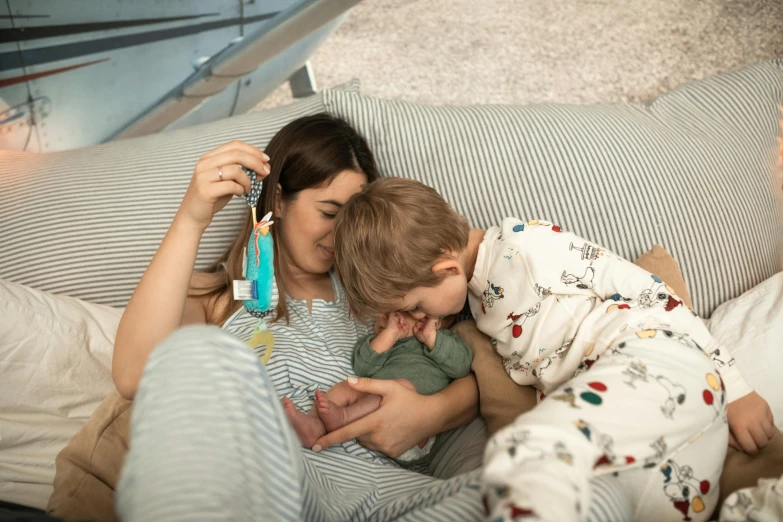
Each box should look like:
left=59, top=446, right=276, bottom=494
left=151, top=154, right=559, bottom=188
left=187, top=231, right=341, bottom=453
left=232, top=166, right=276, bottom=364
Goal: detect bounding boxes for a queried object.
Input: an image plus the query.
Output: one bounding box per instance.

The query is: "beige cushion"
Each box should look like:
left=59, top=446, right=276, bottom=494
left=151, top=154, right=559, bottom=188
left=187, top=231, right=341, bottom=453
left=634, top=244, right=693, bottom=310
left=47, top=392, right=130, bottom=522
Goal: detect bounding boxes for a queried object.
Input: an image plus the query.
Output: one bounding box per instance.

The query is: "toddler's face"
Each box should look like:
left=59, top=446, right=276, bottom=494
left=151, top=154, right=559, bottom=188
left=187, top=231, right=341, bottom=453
left=396, top=272, right=468, bottom=320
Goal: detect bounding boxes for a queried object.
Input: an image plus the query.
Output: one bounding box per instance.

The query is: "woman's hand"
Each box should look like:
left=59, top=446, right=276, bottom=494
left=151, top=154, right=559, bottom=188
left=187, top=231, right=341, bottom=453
left=178, top=141, right=271, bottom=232
left=311, top=377, right=446, bottom=458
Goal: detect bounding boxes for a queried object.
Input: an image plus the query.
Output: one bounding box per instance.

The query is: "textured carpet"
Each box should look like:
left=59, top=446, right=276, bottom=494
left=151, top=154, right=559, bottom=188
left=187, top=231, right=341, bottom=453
left=256, top=0, right=783, bottom=109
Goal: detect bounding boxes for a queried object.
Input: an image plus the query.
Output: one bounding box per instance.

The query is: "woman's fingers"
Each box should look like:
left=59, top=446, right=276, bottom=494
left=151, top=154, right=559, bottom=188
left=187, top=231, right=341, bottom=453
left=209, top=164, right=251, bottom=193
left=200, top=140, right=269, bottom=162
left=197, top=150, right=271, bottom=178
left=205, top=179, right=245, bottom=200
left=346, top=376, right=397, bottom=396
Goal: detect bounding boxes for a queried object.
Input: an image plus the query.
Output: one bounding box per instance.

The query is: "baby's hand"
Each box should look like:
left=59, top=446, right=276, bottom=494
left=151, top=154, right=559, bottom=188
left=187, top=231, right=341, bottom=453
left=386, top=312, right=412, bottom=340
left=414, top=317, right=440, bottom=350
left=727, top=391, right=776, bottom=455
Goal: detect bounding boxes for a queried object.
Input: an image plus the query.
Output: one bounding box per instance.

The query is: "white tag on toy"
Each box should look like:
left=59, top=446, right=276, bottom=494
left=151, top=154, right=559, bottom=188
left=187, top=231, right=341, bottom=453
left=233, top=280, right=257, bottom=301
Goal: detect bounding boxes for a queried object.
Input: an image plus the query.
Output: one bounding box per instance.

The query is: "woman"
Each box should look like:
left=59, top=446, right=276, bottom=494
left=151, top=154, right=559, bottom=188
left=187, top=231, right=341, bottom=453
left=112, top=114, right=490, bottom=521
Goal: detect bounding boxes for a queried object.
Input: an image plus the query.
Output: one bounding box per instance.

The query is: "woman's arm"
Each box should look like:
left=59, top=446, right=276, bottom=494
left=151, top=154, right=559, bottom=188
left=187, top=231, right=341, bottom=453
left=112, top=141, right=269, bottom=399
left=310, top=320, right=540, bottom=457
left=112, top=218, right=209, bottom=399
left=311, top=375, right=479, bottom=458
left=430, top=374, right=480, bottom=431
left=452, top=320, right=537, bottom=437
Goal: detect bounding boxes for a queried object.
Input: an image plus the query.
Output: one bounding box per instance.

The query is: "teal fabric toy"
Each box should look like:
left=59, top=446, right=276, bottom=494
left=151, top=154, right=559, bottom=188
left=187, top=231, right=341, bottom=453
left=239, top=166, right=274, bottom=318
left=244, top=209, right=274, bottom=317
left=237, top=167, right=276, bottom=364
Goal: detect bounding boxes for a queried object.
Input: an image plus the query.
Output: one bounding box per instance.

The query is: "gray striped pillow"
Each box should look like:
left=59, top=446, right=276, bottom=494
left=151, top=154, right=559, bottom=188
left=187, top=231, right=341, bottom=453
left=324, top=61, right=783, bottom=317
left=0, top=81, right=359, bottom=308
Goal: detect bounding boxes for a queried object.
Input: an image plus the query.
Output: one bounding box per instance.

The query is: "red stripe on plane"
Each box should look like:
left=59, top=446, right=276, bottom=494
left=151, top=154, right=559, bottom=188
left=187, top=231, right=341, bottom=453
left=0, top=58, right=108, bottom=88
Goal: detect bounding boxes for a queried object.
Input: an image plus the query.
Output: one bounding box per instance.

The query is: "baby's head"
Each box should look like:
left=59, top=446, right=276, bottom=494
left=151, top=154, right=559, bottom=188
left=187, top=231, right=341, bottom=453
left=334, top=177, right=470, bottom=320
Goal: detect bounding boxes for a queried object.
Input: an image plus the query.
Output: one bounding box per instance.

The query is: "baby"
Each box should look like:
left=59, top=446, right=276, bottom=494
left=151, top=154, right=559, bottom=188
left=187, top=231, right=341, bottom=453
left=333, top=177, right=775, bottom=522
left=282, top=311, right=472, bottom=463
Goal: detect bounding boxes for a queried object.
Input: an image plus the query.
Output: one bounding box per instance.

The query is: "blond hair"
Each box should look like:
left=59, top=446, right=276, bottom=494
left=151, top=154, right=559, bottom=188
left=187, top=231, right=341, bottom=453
left=334, top=177, right=469, bottom=319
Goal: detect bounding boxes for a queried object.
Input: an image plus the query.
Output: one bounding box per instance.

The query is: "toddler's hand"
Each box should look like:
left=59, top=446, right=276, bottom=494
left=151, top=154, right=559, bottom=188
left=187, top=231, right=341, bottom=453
left=414, top=317, right=440, bottom=349
left=727, top=391, right=776, bottom=455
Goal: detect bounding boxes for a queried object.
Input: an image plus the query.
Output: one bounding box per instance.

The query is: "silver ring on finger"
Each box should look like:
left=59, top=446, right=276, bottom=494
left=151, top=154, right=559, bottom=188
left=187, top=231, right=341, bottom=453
left=218, top=168, right=224, bottom=181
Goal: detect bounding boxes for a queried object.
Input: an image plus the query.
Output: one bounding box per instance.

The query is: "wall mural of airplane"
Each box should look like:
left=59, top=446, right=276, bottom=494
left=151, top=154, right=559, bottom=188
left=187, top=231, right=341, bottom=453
left=0, top=0, right=361, bottom=152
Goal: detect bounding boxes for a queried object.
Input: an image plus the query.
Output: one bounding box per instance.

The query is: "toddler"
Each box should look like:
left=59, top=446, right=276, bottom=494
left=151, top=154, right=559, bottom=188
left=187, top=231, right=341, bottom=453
left=333, top=177, right=775, bottom=522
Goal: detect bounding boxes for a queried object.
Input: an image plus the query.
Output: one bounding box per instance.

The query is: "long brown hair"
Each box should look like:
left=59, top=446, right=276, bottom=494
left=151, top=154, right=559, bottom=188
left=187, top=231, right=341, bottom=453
left=190, top=113, right=379, bottom=326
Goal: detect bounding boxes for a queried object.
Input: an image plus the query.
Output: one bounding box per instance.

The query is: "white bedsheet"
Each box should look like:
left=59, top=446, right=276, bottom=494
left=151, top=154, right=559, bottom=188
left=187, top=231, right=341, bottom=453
left=0, top=279, right=121, bottom=509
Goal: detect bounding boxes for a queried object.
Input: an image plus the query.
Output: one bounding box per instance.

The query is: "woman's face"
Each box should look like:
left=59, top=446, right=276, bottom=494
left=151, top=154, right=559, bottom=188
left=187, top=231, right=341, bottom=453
left=276, top=169, right=367, bottom=276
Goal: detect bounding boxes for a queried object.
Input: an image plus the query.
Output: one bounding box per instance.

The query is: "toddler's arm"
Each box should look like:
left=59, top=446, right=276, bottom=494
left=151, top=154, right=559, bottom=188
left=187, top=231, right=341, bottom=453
left=505, top=219, right=752, bottom=401
left=506, top=218, right=682, bottom=304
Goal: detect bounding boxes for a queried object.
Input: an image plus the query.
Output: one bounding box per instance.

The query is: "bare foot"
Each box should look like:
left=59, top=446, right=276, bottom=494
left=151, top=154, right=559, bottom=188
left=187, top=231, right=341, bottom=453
left=282, top=397, right=326, bottom=448
left=315, top=389, right=350, bottom=432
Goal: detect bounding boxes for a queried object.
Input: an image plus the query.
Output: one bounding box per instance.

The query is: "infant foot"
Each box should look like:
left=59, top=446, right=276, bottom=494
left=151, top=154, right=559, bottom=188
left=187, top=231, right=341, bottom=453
left=282, top=397, right=326, bottom=448
left=315, top=389, right=350, bottom=432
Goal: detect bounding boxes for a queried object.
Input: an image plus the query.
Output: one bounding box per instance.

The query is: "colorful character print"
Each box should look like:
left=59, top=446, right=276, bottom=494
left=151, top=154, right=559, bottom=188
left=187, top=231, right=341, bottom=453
left=508, top=302, right=541, bottom=338
left=574, top=419, right=636, bottom=470
left=561, top=267, right=596, bottom=290
left=569, top=242, right=605, bottom=261
left=483, top=280, right=505, bottom=312
left=552, top=381, right=608, bottom=408
left=644, top=437, right=668, bottom=468
left=660, top=460, right=711, bottom=521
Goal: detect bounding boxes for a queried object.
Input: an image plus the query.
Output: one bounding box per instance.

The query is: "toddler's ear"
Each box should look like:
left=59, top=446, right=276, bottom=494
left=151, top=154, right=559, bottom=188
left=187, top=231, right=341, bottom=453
left=432, top=258, right=461, bottom=275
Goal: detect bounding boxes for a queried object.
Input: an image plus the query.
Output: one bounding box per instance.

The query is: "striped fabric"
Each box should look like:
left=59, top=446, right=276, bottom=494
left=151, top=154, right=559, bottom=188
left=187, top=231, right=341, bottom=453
left=117, top=276, right=630, bottom=521
left=0, top=80, right=359, bottom=308
left=324, top=60, right=783, bottom=318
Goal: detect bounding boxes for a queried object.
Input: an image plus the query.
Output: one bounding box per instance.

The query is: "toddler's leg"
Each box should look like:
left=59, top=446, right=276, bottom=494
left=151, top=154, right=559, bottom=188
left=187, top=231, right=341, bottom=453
left=482, top=331, right=728, bottom=522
